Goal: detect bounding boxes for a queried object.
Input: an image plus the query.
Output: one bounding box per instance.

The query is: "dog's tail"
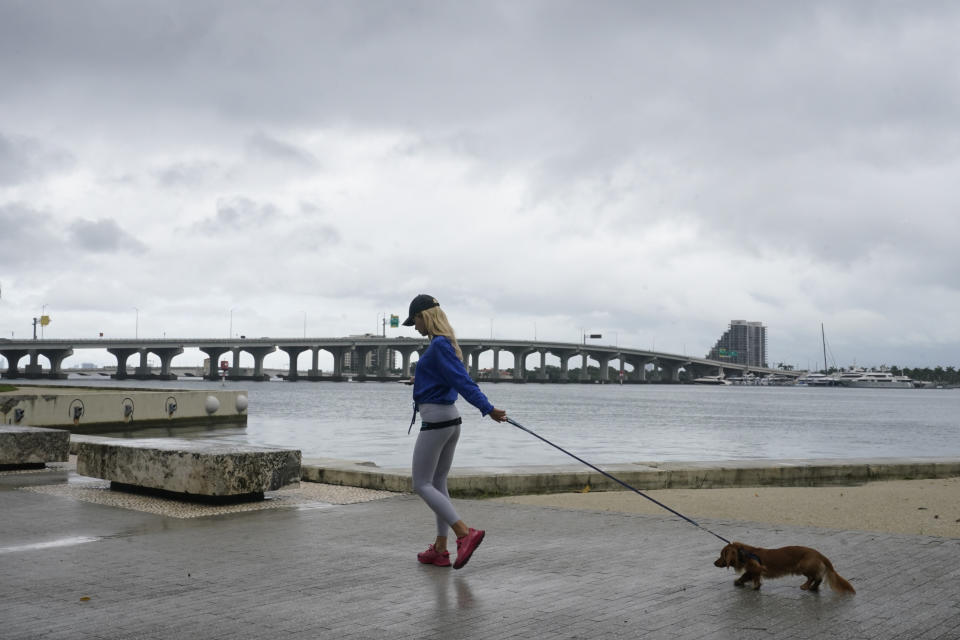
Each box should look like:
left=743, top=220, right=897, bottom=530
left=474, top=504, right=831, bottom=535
left=826, top=565, right=856, bottom=594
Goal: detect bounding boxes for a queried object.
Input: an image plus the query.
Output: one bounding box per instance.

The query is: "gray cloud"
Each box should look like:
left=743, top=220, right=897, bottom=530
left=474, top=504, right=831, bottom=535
left=155, top=161, right=221, bottom=188
left=0, top=203, right=62, bottom=265
left=246, top=133, right=317, bottom=168
left=2, top=1, right=959, bottom=365
left=198, top=196, right=280, bottom=232
left=0, top=132, right=75, bottom=185
left=67, top=218, right=147, bottom=254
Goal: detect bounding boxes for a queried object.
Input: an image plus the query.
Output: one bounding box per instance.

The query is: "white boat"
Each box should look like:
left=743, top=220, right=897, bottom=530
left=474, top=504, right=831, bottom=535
left=692, top=375, right=731, bottom=385
left=799, top=372, right=837, bottom=387
left=836, top=369, right=917, bottom=389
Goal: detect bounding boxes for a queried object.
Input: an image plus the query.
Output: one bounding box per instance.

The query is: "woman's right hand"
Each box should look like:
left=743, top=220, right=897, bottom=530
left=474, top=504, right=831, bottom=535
left=488, top=408, right=507, bottom=422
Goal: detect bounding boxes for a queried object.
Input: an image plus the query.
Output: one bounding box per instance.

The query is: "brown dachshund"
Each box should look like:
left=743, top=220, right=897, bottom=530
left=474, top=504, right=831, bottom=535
left=714, top=542, right=855, bottom=593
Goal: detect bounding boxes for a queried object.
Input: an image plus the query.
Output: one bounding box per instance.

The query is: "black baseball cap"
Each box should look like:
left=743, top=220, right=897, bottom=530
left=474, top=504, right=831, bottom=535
left=402, top=294, right=440, bottom=326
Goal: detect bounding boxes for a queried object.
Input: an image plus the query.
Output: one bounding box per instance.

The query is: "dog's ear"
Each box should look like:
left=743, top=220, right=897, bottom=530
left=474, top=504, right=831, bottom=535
left=716, top=545, right=731, bottom=566
left=723, top=545, right=738, bottom=568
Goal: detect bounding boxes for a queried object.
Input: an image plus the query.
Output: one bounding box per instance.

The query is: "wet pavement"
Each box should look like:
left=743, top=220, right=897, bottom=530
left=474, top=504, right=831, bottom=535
left=2, top=466, right=959, bottom=640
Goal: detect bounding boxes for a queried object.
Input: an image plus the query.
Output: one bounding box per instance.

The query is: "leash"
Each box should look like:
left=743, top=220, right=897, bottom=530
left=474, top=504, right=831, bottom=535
left=505, top=417, right=731, bottom=545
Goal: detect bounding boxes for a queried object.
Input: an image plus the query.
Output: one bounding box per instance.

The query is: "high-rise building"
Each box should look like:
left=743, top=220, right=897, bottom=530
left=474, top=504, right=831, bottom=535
left=707, top=320, right=767, bottom=368
left=343, top=335, right=397, bottom=373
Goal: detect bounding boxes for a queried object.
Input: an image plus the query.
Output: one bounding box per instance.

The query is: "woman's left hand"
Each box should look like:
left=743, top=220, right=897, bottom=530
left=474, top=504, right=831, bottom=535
left=488, top=408, right=507, bottom=422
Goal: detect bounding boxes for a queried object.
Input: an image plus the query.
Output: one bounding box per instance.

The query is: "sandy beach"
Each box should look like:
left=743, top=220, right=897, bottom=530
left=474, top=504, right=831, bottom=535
left=492, top=476, right=960, bottom=538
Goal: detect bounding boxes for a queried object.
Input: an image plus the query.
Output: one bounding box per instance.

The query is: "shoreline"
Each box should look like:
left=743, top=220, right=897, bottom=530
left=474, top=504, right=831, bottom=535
left=491, top=476, right=960, bottom=538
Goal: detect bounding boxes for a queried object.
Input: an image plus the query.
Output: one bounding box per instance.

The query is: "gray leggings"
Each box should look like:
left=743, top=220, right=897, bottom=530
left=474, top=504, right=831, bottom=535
left=412, top=425, right=461, bottom=536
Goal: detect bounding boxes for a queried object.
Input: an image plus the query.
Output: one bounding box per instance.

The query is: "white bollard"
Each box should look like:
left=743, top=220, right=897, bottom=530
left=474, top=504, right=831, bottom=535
left=204, top=395, right=221, bottom=415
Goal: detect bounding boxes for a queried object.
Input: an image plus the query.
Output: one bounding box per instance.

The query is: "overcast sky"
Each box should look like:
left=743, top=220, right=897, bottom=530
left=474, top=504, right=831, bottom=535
left=1, top=1, right=959, bottom=371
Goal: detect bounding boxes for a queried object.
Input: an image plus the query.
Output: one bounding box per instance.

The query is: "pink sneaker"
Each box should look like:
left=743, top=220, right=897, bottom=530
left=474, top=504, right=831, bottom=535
left=453, top=528, right=485, bottom=570
left=417, top=544, right=451, bottom=567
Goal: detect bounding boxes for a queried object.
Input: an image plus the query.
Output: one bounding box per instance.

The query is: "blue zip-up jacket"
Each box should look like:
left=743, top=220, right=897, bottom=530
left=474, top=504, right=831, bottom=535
left=413, top=336, right=495, bottom=416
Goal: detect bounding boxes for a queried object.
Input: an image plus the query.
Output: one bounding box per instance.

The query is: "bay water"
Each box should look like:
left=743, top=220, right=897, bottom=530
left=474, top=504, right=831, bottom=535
left=27, top=377, right=960, bottom=468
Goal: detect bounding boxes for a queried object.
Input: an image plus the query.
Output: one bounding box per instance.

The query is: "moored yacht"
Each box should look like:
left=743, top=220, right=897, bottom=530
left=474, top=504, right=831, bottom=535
left=836, top=368, right=917, bottom=389
left=692, top=375, right=731, bottom=385
left=799, top=372, right=838, bottom=387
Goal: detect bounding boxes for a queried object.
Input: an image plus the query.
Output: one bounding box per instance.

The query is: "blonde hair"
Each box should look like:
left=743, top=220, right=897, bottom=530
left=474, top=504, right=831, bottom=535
left=419, top=306, right=464, bottom=362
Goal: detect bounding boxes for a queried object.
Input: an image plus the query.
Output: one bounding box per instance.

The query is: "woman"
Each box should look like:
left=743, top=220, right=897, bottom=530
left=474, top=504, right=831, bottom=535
left=402, top=294, right=507, bottom=570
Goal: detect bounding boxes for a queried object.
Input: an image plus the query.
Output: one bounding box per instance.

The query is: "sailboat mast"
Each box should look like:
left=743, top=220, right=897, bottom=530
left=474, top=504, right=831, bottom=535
left=821, top=323, right=828, bottom=373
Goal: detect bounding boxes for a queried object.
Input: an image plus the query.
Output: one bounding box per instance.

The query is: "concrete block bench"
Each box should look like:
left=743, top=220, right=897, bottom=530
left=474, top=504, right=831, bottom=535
left=75, top=438, right=301, bottom=502
left=0, top=425, right=70, bottom=469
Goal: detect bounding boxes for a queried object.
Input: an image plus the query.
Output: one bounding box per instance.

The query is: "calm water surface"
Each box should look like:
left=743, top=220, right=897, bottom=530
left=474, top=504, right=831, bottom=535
left=28, top=377, right=960, bottom=468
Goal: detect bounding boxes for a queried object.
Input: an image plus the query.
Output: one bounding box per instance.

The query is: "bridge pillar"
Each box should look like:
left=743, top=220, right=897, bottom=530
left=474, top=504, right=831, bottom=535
left=490, top=349, right=500, bottom=380
left=508, top=348, right=534, bottom=382
left=536, top=350, right=549, bottom=381
left=229, top=348, right=243, bottom=379
left=134, top=348, right=152, bottom=379
left=579, top=353, right=590, bottom=382
left=633, top=362, right=646, bottom=382
left=326, top=346, right=347, bottom=380
left=377, top=346, right=393, bottom=378
left=45, top=348, right=72, bottom=378
left=198, top=346, right=230, bottom=380
left=280, top=346, right=308, bottom=381
left=352, top=346, right=376, bottom=380
left=247, top=346, right=276, bottom=380
left=20, top=348, right=73, bottom=379
left=462, top=347, right=483, bottom=379
left=395, top=346, right=419, bottom=378
left=107, top=348, right=139, bottom=380
left=24, top=352, right=41, bottom=378
left=555, top=350, right=578, bottom=383
left=308, top=347, right=322, bottom=378
left=660, top=363, right=681, bottom=383
left=506, top=349, right=521, bottom=380
left=598, top=353, right=621, bottom=382
left=151, top=347, right=183, bottom=379
left=0, top=350, right=28, bottom=379
left=626, top=357, right=654, bottom=382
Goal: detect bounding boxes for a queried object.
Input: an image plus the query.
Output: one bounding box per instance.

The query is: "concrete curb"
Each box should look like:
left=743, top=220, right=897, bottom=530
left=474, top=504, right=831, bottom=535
left=302, top=456, right=960, bottom=497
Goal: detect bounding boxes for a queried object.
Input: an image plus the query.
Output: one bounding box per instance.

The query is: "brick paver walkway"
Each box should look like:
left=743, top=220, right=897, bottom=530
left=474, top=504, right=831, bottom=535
left=2, top=469, right=959, bottom=639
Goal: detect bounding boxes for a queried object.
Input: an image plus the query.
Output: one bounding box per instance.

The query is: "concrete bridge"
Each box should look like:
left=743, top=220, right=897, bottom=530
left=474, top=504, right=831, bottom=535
left=0, top=336, right=799, bottom=383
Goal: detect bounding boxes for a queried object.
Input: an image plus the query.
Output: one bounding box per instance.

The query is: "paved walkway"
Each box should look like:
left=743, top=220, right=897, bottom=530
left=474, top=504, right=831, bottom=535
left=2, top=467, right=959, bottom=640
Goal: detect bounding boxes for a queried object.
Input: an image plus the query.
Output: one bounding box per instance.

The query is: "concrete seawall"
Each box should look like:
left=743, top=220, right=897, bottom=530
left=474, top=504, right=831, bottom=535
left=302, top=456, right=960, bottom=497
left=1, top=385, right=248, bottom=433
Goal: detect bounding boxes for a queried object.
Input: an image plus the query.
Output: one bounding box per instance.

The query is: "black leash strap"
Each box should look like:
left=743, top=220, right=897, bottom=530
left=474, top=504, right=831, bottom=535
left=506, top=417, right=730, bottom=545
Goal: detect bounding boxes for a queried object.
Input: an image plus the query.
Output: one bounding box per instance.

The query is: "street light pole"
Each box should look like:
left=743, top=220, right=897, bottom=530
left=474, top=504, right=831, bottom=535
left=229, top=309, right=234, bottom=339
left=134, top=307, right=139, bottom=339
